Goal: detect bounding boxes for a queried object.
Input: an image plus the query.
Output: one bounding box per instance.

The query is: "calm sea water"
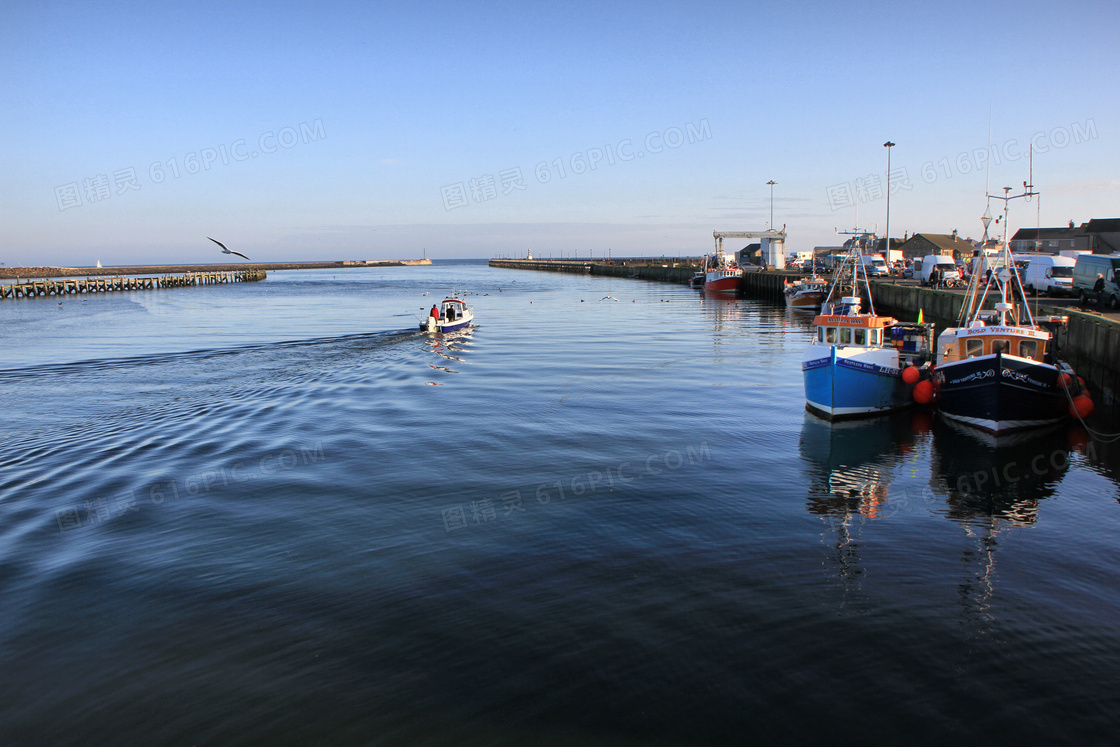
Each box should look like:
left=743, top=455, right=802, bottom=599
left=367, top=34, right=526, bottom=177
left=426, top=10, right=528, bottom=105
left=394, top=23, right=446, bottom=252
left=1, top=260, right=1118, bottom=745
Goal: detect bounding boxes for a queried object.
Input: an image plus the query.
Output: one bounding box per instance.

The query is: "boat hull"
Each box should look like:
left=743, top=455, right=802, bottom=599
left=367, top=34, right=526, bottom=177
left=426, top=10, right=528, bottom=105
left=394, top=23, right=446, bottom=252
left=421, top=311, right=474, bottom=333
left=785, top=291, right=825, bottom=309
left=934, top=352, right=1065, bottom=433
left=704, top=271, right=741, bottom=293
left=802, top=344, right=911, bottom=420
left=436, top=318, right=472, bottom=332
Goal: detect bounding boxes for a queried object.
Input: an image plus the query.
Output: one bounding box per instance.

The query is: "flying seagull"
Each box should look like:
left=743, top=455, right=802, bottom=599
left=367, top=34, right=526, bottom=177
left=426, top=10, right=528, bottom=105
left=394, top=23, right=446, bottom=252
left=208, top=237, right=251, bottom=261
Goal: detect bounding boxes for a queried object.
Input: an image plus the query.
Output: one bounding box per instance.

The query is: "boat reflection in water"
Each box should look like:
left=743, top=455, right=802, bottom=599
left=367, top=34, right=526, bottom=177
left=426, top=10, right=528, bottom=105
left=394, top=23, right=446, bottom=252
left=697, top=290, right=744, bottom=344
left=799, top=410, right=931, bottom=601
left=800, top=409, right=926, bottom=520
left=423, top=325, right=475, bottom=381
left=929, top=417, right=1077, bottom=528
left=929, top=417, right=1084, bottom=628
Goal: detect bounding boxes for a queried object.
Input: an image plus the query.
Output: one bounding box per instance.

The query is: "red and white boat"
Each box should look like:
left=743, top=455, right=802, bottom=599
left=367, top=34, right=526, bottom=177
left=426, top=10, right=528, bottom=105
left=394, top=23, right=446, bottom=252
left=703, top=248, right=742, bottom=293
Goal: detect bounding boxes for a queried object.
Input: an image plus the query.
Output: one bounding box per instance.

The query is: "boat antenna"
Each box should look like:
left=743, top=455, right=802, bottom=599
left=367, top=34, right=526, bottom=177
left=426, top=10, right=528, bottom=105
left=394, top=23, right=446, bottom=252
left=984, top=172, right=1039, bottom=327
left=961, top=109, right=999, bottom=328
left=1026, top=144, right=1034, bottom=202
left=984, top=104, right=992, bottom=199
left=1033, top=145, right=1042, bottom=318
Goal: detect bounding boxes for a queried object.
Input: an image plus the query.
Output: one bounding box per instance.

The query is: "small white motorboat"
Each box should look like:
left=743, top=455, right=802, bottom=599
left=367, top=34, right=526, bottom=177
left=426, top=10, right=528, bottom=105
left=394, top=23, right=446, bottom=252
left=421, top=298, right=474, bottom=333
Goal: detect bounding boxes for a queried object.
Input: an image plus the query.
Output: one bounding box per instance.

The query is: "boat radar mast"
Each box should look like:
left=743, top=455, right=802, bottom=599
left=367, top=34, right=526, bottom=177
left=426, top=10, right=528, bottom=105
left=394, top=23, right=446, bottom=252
left=959, top=154, right=1039, bottom=329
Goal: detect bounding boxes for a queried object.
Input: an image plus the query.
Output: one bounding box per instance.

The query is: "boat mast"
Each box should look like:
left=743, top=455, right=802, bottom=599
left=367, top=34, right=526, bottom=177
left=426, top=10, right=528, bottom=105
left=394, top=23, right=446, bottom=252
left=824, top=229, right=876, bottom=315
left=961, top=111, right=996, bottom=328
left=985, top=153, right=1038, bottom=327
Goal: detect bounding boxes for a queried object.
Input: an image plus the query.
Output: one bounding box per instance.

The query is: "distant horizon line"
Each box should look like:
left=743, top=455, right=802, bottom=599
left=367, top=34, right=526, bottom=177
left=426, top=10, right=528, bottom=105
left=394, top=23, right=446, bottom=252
left=1, top=255, right=730, bottom=270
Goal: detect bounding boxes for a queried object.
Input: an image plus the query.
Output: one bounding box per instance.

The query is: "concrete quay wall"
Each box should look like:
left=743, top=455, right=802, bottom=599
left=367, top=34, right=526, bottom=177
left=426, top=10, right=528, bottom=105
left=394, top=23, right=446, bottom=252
left=488, top=258, right=802, bottom=290
left=488, top=258, right=698, bottom=282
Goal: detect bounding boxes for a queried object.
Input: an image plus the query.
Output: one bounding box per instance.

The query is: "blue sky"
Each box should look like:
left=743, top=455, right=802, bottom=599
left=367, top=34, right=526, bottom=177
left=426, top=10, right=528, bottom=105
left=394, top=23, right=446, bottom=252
left=2, top=0, right=1118, bottom=266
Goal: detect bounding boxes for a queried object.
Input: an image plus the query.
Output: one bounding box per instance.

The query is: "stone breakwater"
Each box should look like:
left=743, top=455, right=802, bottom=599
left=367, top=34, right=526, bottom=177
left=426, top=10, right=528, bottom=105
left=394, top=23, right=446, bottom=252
left=0, top=259, right=431, bottom=280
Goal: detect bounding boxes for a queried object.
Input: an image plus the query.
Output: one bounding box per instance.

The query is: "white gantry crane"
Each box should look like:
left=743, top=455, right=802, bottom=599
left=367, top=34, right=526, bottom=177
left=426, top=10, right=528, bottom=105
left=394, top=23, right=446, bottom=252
left=713, top=226, right=787, bottom=269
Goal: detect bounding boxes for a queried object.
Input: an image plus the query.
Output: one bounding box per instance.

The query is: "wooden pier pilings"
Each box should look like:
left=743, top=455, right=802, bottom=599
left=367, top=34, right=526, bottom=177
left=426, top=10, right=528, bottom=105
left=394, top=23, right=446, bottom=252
left=0, top=269, right=266, bottom=300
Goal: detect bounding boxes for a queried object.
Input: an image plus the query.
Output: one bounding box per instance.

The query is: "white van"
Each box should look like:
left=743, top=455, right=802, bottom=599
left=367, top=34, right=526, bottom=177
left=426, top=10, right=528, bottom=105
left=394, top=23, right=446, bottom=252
left=917, top=255, right=960, bottom=286
left=858, top=254, right=889, bottom=277
left=1014, top=253, right=1076, bottom=296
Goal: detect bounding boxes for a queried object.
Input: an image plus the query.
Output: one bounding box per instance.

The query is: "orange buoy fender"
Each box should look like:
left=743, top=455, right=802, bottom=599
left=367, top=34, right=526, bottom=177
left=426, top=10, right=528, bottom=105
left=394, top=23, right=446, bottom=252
left=912, top=380, right=934, bottom=404
left=1070, top=394, right=1094, bottom=419
left=902, top=366, right=921, bottom=385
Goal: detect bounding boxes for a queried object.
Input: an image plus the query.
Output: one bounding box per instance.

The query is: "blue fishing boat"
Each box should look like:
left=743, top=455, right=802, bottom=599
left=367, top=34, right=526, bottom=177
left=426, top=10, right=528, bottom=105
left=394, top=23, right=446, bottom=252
left=802, top=233, right=934, bottom=420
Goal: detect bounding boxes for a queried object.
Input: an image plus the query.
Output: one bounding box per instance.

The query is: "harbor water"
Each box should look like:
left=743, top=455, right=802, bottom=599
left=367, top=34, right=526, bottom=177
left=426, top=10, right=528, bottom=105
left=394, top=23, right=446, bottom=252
left=1, top=260, right=1118, bottom=745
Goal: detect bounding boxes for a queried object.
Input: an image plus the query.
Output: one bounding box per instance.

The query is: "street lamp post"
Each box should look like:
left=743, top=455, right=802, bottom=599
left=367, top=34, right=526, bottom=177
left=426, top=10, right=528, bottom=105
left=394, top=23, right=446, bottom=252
left=766, top=180, right=776, bottom=230
left=883, top=141, right=895, bottom=260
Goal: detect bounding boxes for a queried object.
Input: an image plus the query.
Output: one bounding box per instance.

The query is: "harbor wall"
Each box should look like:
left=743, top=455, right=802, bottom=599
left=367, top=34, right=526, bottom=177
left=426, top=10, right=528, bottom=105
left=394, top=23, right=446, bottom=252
left=591, top=263, right=696, bottom=283
left=866, top=281, right=963, bottom=326
left=741, top=270, right=798, bottom=301
left=1057, top=312, right=1120, bottom=419
left=488, top=258, right=698, bottom=282
left=488, top=258, right=801, bottom=290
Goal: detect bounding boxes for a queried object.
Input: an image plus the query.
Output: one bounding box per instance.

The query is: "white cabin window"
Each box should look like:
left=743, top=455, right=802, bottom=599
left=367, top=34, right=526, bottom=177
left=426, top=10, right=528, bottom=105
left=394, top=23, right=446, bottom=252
left=839, top=328, right=851, bottom=344
left=854, top=328, right=866, bottom=345
left=818, top=328, right=825, bottom=343
left=870, top=329, right=881, bottom=345
left=992, top=339, right=1009, bottom=355
left=826, top=328, right=837, bottom=343
left=1019, top=340, right=1038, bottom=359
left=965, top=339, right=984, bottom=357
